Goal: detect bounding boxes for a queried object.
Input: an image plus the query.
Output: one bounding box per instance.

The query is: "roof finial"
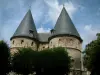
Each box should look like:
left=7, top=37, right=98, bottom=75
left=63, top=4, right=65, bottom=8
left=29, top=4, right=31, bottom=10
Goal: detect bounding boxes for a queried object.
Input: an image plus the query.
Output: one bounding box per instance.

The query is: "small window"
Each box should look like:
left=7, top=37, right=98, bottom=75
left=12, top=40, right=14, bottom=44
left=31, top=42, right=34, bottom=46
left=43, top=46, right=45, bottom=49
left=51, top=41, right=52, bottom=44
left=50, top=29, right=55, bottom=34
left=70, top=39, right=72, bottom=41
left=59, top=39, right=61, bottom=41
left=21, top=40, right=24, bottom=44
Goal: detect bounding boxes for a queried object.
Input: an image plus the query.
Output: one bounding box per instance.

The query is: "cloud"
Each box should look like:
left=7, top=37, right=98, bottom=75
left=0, top=0, right=83, bottom=46
left=37, top=26, right=50, bottom=33
left=0, top=0, right=29, bottom=45
left=81, top=24, right=100, bottom=49
left=45, top=0, right=77, bottom=25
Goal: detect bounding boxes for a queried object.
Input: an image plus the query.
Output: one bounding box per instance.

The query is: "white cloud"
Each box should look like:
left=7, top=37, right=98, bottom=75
left=81, top=25, right=100, bottom=49
left=0, top=0, right=83, bottom=46
left=37, top=26, right=50, bottom=33
left=44, top=0, right=77, bottom=25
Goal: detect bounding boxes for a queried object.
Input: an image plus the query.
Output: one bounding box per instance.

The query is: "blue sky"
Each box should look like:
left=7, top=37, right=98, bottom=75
left=0, top=0, right=100, bottom=49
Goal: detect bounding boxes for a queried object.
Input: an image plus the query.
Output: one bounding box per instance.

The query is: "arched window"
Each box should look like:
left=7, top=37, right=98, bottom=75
left=51, top=41, right=52, bottom=44
left=31, top=42, right=34, bottom=46
left=21, top=40, right=24, bottom=44
left=43, top=46, right=45, bottom=49
left=12, top=40, right=14, bottom=44
left=70, top=39, right=73, bottom=41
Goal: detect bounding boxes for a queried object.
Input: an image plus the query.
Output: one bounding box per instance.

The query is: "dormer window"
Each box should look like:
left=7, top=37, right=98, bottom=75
left=50, top=29, right=55, bottom=34
left=21, top=40, right=24, bottom=44
left=29, top=30, right=34, bottom=37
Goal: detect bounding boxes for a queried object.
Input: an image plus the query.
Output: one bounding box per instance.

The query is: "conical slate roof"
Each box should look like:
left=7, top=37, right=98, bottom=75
left=11, top=9, right=38, bottom=40
left=50, top=7, right=82, bottom=41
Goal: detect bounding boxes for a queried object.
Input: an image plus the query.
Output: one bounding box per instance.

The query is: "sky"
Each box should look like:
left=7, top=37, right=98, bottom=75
left=0, top=0, right=100, bottom=49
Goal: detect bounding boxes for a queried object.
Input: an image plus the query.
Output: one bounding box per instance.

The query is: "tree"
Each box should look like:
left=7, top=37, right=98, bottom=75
left=37, top=47, right=71, bottom=75
left=12, top=48, right=35, bottom=75
left=83, top=33, right=100, bottom=75
left=11, top=47, right=71, bottom=75
left=0, top=40, right=10, bottom=75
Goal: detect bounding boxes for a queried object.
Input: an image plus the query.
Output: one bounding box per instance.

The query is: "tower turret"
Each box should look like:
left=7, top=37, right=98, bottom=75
left=49, top=6, right=83, bottom=74
left=10, top=9, right=38, bottom=53
left=49, top=6, right=82, bottom=42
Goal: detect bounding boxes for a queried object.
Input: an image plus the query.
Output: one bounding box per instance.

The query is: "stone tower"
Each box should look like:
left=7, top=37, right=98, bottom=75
left=10, top=9, right=38, bottom=54
left=48, top=7, right=83, bottom=74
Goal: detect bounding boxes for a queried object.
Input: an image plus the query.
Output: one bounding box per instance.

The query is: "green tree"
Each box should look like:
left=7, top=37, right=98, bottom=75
left=38, top=47, right=71, bottom=75
left=83, top=33, right=100, bottom=75
left=0, top=40, right=10, bottom=75
left=12, top=48, right=35, bottom=75
left=11, top=47, right=71, bottom=75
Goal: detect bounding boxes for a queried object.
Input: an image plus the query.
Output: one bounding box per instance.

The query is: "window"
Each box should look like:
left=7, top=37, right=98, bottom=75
left=50, top=29, right=55, bottom=34
left=31, top=42, right=34, bottom=46
left=29, top=30, right=34, bottom=37
left=51, top=41, right=52, bottom=44
left=70, top=39, right=72, bottom=41
left=43, top=46, right=45, bottom=49
left=12, top=40, right=14, bottom=44
left=21, top=40, right=24, bottom=44
left=59, top=39, right=61, bottom=41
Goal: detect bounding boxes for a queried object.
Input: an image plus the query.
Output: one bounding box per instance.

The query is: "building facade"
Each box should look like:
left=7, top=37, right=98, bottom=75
left=10, top=6, right=83, bottom=75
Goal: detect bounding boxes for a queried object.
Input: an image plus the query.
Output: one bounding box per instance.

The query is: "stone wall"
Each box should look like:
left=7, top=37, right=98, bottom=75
left=49, top=36, right=82, bottom=50
left=38, top=43, right=49, bottom=51
left=10, top=38, right=37, bottom=53
left=49, top=36, right=82, bottom=70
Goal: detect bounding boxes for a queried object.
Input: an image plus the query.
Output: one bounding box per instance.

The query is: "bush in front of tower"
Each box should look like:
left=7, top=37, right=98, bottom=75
left=11, top=47, right=71, bottom=75
left=0, top=40, right=10, bottom=75
left=11, top=48, right=36, bottom=75
left=38, top=47, right=71, bottom=75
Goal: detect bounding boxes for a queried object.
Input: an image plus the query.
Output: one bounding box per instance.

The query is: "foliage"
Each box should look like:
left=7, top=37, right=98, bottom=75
left=83, top=33, right=100, bottom=74
left=12, top=48, right=35, bottom=75
left=12, top=47, right=71, bottom=75
left=37, top=47, right=71, bottom=75
left=0, top=40, right=10, bottom=75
